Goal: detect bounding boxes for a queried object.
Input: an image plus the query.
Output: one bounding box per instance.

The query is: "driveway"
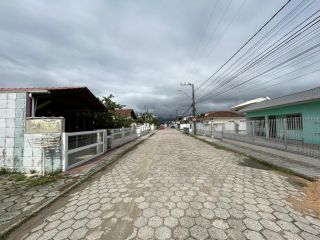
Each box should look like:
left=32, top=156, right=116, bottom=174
left=9, top=129, right=320, bottom=240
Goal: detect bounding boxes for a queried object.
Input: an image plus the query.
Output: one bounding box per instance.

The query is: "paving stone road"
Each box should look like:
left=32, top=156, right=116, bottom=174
left=10, top=130, right=320, bottom=240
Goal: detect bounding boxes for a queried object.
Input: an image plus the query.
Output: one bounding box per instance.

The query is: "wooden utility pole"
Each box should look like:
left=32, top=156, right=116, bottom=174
left=181, top=82, right=196, bottom=135
left=191, top=83, right=196, bottom=135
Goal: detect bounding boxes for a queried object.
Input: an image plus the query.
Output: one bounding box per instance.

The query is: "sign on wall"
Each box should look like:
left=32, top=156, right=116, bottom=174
left=25, top=117, right=65, bottom=134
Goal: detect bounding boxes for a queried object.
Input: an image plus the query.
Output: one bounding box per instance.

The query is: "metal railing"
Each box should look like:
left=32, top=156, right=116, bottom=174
left=62, top=126, right=151, bottom=170
left=196, top=116, right=320, bottom=158
left=62, top=130, right=106, bottom=170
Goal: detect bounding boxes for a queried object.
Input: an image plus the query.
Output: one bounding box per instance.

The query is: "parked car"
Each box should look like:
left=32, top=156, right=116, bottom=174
left=170, top=125, right=175, bottom=128
left=160, top=124, right=165, bottom=130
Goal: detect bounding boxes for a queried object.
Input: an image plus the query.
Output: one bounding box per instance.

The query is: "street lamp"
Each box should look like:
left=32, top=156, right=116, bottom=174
left=181, top=82, right=196, bottom=135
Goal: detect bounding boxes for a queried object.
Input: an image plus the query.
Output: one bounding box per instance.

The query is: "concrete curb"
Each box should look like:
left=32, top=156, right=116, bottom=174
left=190, top=134, right=317, bottom=182
left=0, top=131, right=156, bottom=239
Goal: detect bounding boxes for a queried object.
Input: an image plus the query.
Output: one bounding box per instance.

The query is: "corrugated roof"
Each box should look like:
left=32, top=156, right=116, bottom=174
left=0, top=86, right=84, bottom=92
left=0, top=86, right=107, bottom=111
left=241, top=86, right=320, bottom=112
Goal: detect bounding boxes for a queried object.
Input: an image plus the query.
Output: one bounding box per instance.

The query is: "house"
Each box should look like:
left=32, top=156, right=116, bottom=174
left=114, top=108, right=137, bottom=121
left=0, top=86, right=107, bottom=132
left=239, top=86, right=320, bottom=144
left=0, top=86, right=107, bottom=172
left=197, top=110, right=246, bottom=133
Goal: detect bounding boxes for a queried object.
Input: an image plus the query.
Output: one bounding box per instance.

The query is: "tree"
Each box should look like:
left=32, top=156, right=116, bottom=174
left=94, top=94, right=132, bottom=129
left=100, top=94, right=125, bottom=111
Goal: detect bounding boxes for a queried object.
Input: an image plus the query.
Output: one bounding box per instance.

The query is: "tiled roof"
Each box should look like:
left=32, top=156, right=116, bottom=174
left=241, top=86, right=320, bottom=112
left=198, top=111, right=244, bottom=119
left=114, top=109, right=137, bottom=119
left=114, top=109, right=133, bottom=116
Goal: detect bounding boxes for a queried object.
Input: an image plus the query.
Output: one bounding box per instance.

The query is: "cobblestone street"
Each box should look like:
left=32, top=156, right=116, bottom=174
left=9, top=130, right=320, bottom=240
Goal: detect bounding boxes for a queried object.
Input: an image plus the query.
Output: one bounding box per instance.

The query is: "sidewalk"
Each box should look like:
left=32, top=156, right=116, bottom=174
left=194, top=134, right=320, bottom=181
left=0, top=131, right=155, bottom=238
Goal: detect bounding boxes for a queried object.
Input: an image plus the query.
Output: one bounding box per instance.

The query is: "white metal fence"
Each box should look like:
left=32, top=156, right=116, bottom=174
left=197, top=116, right=320, bottom=158
left=62, top=126, right=151, bottom=170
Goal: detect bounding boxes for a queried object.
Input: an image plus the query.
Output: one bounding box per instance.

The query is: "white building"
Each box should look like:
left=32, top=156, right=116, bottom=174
left=197, top=111, right=246, bottom=134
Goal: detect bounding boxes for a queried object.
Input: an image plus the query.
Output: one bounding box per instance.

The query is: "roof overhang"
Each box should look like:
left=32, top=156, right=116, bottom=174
left=0, top=86, right=107, bottom=112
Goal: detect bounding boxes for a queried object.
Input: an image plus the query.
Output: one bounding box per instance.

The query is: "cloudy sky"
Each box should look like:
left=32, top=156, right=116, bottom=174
left=0, top=0, right=319, bottom=117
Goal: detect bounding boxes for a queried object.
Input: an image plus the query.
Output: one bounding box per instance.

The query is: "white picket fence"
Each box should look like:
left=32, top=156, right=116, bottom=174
left=62, top=126, right=150, bottom=170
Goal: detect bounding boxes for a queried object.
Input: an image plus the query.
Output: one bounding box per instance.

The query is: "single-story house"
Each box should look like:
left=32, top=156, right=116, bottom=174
left=114, top=108, right=137, bottom=120
left=239, top=86, right=320, bottom=144
left=0, top=86, right=107, bottom=172
left=197, top=110, right=246, bottom=133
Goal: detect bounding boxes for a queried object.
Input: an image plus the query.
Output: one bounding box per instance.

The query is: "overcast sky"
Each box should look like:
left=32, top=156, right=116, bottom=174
left=0, top=0, right=319, bottom=117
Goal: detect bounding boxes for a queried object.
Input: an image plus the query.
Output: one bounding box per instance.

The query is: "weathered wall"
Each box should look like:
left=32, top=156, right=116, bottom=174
left=23, top=133, right=62, bottom=172
left=0, top=92, right=63, bottom=173
left=0, top=92, right=26, bottom=169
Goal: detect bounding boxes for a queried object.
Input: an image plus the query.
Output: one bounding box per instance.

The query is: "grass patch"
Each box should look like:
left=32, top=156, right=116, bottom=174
left=0, top=167, right=11, bottom=175
left=188, top=134, right=232, bottom=152
left=28, top=173, right=63, bottom=186
left=190, top=134, right=313, bottom=180
left=0, top=168, right=27, bottom=181
left=241, top=156, right=298, bottom=176
left=0, top=168, right=64, bottom=185
left=28, top=169, right=63, bottom=186
left=7, top=173, right=26, bottom=182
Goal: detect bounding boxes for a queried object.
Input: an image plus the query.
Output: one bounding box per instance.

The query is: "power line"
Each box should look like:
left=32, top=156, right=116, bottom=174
left=195, top=0, right=292, bottom=92
left=196, top=0, right=314, bottom=99
left=204, top=41, right=320, bottom=99
left=196, top=4, right=320, bottom=102
left=197, top=2, right=318, bottom=99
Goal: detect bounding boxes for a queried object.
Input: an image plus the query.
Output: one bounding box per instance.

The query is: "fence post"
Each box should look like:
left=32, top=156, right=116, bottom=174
left=111, top=129, right=115, bottom=149
left=62, top=132, right=68, bottom=171
left=252, top=120, right=255, bottom=143
left=96, top=131, right=100, bottom=153
left=103, top=130, right=107, bottom=153
left=221, top=124, right=224, bottom=140
left=122, top=127, right=125, bottom=139
left=284, top=118, right=288, bottom=151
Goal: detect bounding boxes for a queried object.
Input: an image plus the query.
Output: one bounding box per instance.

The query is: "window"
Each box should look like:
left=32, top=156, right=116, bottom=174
left=286, top=113, right=303, bottom=130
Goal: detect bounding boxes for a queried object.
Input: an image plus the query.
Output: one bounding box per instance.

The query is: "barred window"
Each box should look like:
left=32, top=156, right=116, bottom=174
left=286, top=114, right=303, bottom=130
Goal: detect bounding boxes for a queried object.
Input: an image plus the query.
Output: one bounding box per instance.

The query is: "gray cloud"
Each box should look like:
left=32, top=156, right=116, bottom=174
left=0, top=0, right=319, bottom=118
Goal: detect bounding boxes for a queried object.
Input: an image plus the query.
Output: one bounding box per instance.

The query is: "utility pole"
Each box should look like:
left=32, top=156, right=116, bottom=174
left=181, top=82, right=196, bottom=135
